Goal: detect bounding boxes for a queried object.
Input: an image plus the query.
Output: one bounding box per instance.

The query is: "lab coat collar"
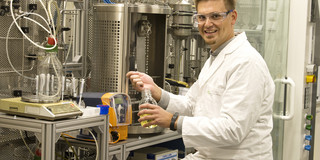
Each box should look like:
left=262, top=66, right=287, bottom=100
left=198, top=32, right=248, bottom=88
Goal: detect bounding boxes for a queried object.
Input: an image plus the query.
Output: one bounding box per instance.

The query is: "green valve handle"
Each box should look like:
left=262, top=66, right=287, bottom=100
left=306, top=115, right=313, bottom=120
left=306, top=125, right=312, bottom=131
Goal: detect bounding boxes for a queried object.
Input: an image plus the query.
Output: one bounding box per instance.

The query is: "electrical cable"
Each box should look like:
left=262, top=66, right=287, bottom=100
left=24, top=131, right=33, bottom=141
left=19, top=130, right=35, bottom=157
left=62, top=131, right=98, bottom=160
left=164, top=80, right=172, bottom=93
left=61, top=132, right=95, bottom=142
left=61, top=134, right=79, bottom=160
left=108, top=130, right=120, bottom=144
left=87, top=129, right=99, bottom=160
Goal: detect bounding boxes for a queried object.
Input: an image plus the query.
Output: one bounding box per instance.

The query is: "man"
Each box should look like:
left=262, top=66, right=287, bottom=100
left=127, top=0, right=275, bottom=159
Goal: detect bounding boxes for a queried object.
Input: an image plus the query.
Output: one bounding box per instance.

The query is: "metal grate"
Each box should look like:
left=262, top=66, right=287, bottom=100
left=91, top=20, right=121, bottom=92
left=90, top=5, right=125, bottom=93
left=0, top=128, right=36, bottom=160
left=87, top=0, right=94, bottom=81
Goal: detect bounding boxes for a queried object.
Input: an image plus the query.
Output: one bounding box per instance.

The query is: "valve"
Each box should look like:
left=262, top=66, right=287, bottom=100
left=304, top=145, right=311, bottom=151
left=305, top=135, right=312, bottom=141
left=305, top=124, right=312, bottom=131
left=306, top=114, right=313, bottom=120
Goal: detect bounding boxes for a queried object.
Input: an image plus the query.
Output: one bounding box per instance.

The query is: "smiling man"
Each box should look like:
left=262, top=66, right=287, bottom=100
left=127, top=0, right=275, bottom=159
left=195, top=0, right=236, bottom=51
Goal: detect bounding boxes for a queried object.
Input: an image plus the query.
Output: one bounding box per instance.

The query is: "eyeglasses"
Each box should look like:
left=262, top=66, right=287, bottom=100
left=193, top=10, right=234, bottom=26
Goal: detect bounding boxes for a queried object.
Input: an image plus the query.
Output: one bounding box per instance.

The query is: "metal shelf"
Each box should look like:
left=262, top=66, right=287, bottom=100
left=61, top=128, right=182, bottom=160
left=0, top=111, right=182, bottom=160
left=0, top=112, right=107, bottom=160
left=109, top=129, right=182, bottom=160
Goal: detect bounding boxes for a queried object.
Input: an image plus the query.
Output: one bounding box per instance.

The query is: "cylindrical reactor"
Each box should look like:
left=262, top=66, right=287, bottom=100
left=170, top=0, right=193, bottom=38
left=91, top=4, right=127, bottom=93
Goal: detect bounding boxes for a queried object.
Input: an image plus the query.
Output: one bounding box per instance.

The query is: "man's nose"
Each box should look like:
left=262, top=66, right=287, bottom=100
left=203, top=18, right=214, bottom=27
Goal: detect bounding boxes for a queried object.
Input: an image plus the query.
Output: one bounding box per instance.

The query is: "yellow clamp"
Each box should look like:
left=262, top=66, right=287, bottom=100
left=306, top=75, right=316, bottom=83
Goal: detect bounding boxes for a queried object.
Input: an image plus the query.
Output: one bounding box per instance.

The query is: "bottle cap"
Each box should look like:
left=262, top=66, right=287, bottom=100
left=47, top=37, right=56, bottom=45
left=45, top=37, right=58, bottom=52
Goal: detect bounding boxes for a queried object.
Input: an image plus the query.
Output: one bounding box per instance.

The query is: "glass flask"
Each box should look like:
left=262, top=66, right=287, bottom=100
left=139, top=88, right=158, bottom=128
left=37, top=39, right=63, bottom=103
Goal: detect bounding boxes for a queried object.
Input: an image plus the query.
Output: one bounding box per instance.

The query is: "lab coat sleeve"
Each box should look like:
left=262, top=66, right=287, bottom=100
left=165, top=82, right=199, bottom=116
left=157, top=89, right=171, bottom=109
left=181, top=55, right=272, bottom=147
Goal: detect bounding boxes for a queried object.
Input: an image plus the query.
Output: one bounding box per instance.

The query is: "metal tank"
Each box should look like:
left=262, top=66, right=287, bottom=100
left=170, top=0, right=193, bottom=38
left=91, top=4, right=127, bottom=93
left=168, top=0, right=193, bottom=81
left=91, top=2, right=171, bottom=134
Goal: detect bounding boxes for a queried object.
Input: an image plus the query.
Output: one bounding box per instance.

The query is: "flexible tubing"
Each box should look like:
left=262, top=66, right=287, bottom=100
left=51, top=0, right=61, bottom=37
left=39, top=0, right=51, bottom=23
left=10, top=0, right=57, bottom=50
left=6, top=13, right=38, bottom=80
left=87, top=129, right=99, bottom=160
left=48, top=0, right=59, bottom=37
left=23, top=16, right=51, bottom=34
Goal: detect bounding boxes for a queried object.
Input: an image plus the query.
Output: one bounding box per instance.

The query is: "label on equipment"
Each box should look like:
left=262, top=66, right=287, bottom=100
left=25, top=106, right=40, bottom=114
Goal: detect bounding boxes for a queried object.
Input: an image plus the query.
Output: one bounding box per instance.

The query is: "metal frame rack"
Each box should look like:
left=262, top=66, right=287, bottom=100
left=0, top=113, right=107, bottom=160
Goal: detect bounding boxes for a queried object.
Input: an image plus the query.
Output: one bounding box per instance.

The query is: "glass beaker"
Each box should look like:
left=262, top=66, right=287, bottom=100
left=139, top=88, right=157, bottom=128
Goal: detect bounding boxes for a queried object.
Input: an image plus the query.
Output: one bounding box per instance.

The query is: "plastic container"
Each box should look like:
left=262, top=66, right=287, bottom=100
left=96, top=105, right=110, bottom=115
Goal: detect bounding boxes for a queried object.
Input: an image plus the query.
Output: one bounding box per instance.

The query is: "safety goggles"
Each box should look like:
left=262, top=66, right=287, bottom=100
left=193, top=10, right=234, bottom=26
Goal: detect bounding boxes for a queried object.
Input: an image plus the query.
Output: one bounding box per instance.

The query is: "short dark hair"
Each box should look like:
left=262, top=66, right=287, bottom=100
left=194, top=0, right=236, bottom=11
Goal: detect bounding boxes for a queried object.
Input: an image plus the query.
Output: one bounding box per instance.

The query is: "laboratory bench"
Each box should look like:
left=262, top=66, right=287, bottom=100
left=0, top=112, right=183, bottom=160
left=65, top=128, right=183, bottom=160
left=0, top=112, right=107, bottom=160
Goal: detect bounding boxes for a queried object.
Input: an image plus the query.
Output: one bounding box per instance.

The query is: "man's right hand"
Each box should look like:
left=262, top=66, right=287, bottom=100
left=126, top=71, right=162, bottom=102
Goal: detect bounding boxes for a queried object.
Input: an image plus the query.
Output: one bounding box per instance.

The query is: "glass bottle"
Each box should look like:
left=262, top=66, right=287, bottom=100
left=37, top=38, right=62, bottom=103
left=139, top=88, right=157, bottom=128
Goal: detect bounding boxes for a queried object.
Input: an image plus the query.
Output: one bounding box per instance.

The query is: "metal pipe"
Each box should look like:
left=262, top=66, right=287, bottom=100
left=174, top=39, right=181, bottom=80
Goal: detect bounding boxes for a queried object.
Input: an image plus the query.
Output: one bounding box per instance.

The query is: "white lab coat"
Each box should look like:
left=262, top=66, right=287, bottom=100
left=166, top=32, right=275, bottom=160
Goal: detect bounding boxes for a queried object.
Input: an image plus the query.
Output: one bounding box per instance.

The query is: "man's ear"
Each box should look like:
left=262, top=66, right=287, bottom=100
left=231, top=10, right=238, bottom=25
